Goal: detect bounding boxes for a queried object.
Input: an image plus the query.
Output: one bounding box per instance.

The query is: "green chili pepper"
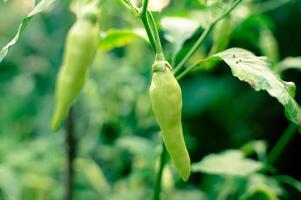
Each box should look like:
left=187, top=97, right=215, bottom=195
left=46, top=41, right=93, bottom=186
left=50, top=3, right=100, bottom=130
left=149, top=60, right=190, bottom=181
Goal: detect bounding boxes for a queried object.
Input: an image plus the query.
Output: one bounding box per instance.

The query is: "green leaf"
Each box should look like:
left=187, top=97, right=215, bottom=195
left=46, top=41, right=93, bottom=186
left=198, top=0, right=223, bottom=7
left=259, top=29, right=279, bottom=64
left=0, top=166, right=22, bottom=200
left=164, top=189, right=208, bottom=200
left=192, top=150, right=263, bottom=177
left=21, top=173, right=56, bottom=190
left=275, top=57, right=301, bottom=73
left=274, top=175, right=301, bottom=194
left=200, top=48, right=301, bottom=126
left=75, top=158, right=111, bottom=195
left=161, top=17, right=199, bottom=56
left=0, top=0, right=57, bottom=63
left=240, top=174, right=283, bottom=200
left=99, top=29, right=148, bottom=51
left=115, top=136, right=155, bottom=161
left=240, top=140, right=267, bottom=161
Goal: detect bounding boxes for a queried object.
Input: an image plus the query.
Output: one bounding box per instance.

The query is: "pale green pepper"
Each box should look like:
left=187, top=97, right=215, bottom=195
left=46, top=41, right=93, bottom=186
left=51, top=3, right=100, bottom=130
left=149, top=60, right=190, bottom=181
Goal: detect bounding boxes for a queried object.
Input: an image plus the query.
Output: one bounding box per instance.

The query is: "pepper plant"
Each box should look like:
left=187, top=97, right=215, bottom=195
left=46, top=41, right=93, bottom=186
left=1, top=0, right=301, bottom=199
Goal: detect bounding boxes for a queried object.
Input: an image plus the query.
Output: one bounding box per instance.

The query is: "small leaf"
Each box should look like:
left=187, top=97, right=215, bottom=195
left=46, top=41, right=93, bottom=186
left=161, top=17, right=199, bottom=55
left=99, top=29, right=148, bottom=51
left=192, top=150, right=262, bottom=176
left=0, top=0, right=56, bottom=63
left=200, top=48, right=301, bottom=126
left=276, top=57, right=301, bottom=73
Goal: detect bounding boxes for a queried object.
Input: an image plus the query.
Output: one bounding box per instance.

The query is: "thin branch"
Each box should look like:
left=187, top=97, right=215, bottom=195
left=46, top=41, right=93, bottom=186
left=152, top=143, right=167, bottom=200
left=141, top=0, right=149, bottom=16
left=173, top=0, right=243, bottom=75
left=176, top=62, right=199, bottom=80
left=140, top=13, right=157, bottom=53
left=147, top=11, right=165, bottom=61
left=66, top=107, right=76, bottom=200
left=121, top=0, right=156, bottom=51
left=266, top=123, right=297, bottom=165
left=122, top=0, right=140, bottom=16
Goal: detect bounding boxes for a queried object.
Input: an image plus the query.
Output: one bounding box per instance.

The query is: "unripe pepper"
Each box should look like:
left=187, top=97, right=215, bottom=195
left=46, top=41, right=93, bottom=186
left=149, top=60, right=190, bottom=181
left=51, top=4, right=100, bottom=130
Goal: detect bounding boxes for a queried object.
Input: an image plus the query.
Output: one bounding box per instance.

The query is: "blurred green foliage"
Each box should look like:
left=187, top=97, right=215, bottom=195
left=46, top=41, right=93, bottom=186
left=1, top=0, right=301, bottom=199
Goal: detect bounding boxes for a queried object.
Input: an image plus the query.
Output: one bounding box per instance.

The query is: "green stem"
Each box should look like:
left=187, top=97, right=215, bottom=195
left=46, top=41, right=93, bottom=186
left=173, top=0, right=242, bottom=75
left=142, top=0, right=149, bottom=15
left=152, top=143, right=167, bottom=200
left=121, top=0, right=165, bottom=59
left=122, top=0, right=139, bottom=16
left=141, top=13, right=157, bottom=53
left=138, top=0, right=157, bottom=53
left=266, top=123, right=297, bottom=165
left=175, top=63, right=199, bottom=80
left=66, top=107, right=76, bottom=200
left=146, top=11, right=165, bottom=61
left=173, top=27, right=210, bottom=75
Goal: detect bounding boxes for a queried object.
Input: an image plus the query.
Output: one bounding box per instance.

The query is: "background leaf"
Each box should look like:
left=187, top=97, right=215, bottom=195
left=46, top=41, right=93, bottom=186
left=192, top=150, right=263, bottom=176
left=0, top=166, right=22, bottom=200
left=202, top=48, right=301, bottom=127
left=161, top=17, right=199, bottom=56
left=99, top=29, right=148, bottom=51
left=276, top=57, right=301, bottom=73
left=0, top=0, right=56, bottom=63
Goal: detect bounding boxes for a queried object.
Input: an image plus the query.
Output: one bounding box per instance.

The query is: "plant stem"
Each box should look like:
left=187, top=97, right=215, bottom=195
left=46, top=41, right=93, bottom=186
left=176, top=63, right=198, bottom=80
left=139, top=0, right=165, bottom=60
left=140, top=11, right=157, bottom=53
left=66, top=107, right=76, bottom=200
left=141, top=0, right=149, bottom=15
left=152, top=143, right=167, bottom=200
left=122, top=0, right=140, bottom=16
left=121, top=0, right=165, bottom=59
left=147, top=11, right=165, bottom=61
left=122, top=0, right=156, bottom=51
left=266, top=123, right=297, bottom=165
left=173, top=0, right=243, bottom=75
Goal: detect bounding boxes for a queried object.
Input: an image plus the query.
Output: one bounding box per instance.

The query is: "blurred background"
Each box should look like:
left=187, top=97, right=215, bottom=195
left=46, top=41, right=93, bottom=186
left=1, top=0, right=301, bottom=199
